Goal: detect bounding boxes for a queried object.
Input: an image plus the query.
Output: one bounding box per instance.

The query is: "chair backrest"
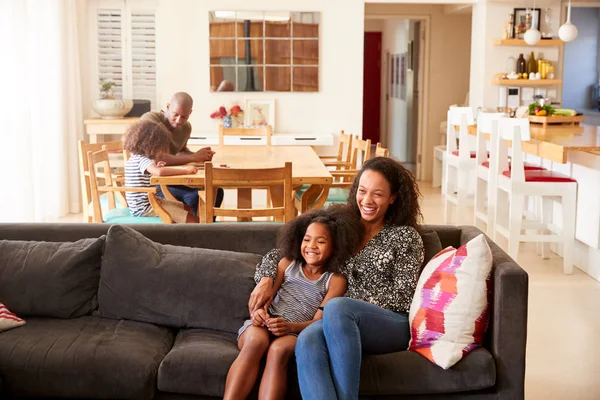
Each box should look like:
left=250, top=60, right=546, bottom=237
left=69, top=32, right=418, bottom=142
left=86, top=149, right=121, bottom=223
left=375, top=142, right=389, bottom=158
left=446, top=106, right=475, bottom=160
left=337, top=130, right=353, bottom=163
left=204, top=161, right=294, bottom=223
left=476, top=112, right=505, bottom=166
left=78, top=140, right=125, bottom=222
left=352, top=136, right=372, bottom=168
left=219, top=125, right=272, bottom=146
left=496, top=117, right=531, bottom=183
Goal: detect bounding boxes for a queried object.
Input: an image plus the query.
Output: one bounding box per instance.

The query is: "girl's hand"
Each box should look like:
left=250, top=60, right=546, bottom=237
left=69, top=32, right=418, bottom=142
left=156, top=161, right=166, bottom=168
left=267, top=317, right=290, bottom=336
left=185, top=165, right=198, bottom=174
left=251, top=308, right=269, bottom=327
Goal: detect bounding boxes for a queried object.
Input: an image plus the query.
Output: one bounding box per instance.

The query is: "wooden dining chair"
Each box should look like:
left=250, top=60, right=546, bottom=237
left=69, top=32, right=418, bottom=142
left=320, top=130, right=353, bottom=169
left=219, top=125, right=272, bottom=146
left=375, top=142, right=390, bottom=157
left=78, top=140, right=127, bottom=222
left=87, top=149, right=173, bottom=224
left=203, top=162, right=293, bottom=223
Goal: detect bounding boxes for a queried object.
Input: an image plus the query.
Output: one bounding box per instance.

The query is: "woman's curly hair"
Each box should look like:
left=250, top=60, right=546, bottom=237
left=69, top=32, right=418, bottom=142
left=276, top=204, right=363, bottom=273
left=347, top=157, right=422, bottom=229
left=122, top=120, right=171, bottom=159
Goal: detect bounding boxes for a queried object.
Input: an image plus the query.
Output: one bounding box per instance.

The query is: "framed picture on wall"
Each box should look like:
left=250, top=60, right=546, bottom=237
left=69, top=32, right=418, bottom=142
left=244, top=99, right=275, bottom=130
left=395, top=54, right=400, bottom=99
left=400, top=53, right=407, bottom=101
left=512, top=8, right=541, bottom=38
left=390, top=55, right=396, bottom=98
left=408, top=41, right=414, bottom=71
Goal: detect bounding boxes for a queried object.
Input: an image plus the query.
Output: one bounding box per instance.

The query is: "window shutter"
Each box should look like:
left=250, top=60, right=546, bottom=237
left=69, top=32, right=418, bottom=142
left=97, top=9, right=123, bottom=99
left=130, top=10, right=157, bottom=110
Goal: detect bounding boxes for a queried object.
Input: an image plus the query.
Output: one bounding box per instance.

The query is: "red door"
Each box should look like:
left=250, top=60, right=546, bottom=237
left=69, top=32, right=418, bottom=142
left=362, top=32, right=382, bottom=144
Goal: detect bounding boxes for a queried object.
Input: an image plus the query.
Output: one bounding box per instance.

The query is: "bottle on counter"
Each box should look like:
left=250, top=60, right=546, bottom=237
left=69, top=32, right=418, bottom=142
left=517, top=53, right=526, bottom=76
left=527, top=52, right=537, bottom=74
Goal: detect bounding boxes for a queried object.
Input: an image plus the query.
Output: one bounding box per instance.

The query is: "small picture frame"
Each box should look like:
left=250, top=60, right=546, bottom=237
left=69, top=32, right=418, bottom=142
left=512, top=8, right=541, bottom=38
left=395, top=54, right=400, bottom=99
left=408, top=41, right=413, bottom=71
left=390, top=54, right=396, bottom=98
left=244, top=99, right=275, bottom=130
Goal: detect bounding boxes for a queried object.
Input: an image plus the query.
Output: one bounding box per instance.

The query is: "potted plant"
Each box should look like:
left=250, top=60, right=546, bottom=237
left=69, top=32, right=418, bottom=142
left=210, top=105, right=243, bottom=128
left=92, top=79, right=133, bottom=120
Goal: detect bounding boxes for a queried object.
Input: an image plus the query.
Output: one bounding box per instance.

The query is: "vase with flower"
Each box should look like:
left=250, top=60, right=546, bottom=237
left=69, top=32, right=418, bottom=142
left=210, top=105, right=243, bottom=128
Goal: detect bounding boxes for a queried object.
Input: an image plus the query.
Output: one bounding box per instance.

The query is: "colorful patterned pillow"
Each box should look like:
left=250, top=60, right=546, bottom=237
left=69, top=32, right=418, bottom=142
left=408, top=234, right=493, bottom=369
left=0, top=301, right=26, bottom=332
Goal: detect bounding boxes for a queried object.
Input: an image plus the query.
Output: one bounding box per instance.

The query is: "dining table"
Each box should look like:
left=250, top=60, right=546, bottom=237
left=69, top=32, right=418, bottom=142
left=149, top=145, right=332, bottom=222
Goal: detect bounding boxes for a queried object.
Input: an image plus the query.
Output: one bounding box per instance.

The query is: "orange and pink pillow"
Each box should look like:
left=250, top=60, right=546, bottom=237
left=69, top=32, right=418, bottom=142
left=0, top=301, right=26, bottom=332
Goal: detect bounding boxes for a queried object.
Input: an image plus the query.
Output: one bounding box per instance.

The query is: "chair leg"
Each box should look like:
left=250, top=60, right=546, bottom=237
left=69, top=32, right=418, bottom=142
left=561, top=189, right=577, bottom=275
left=474, top=177, right=485, bottom=228
left=541, top=197, right=553, bottom=259
left=508, top=193, right=525, bottom=262
left=443, top=165, right=453, bottom=224
left=486, top=178, right=497, bottom=237
left=457, top=168, right=469, bottom=224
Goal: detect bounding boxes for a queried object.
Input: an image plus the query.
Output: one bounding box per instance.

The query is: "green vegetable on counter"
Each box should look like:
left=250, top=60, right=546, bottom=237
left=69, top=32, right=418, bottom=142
left=528, top=102, right=554, bottom=116
left=552, top=108, right=577, bottom=117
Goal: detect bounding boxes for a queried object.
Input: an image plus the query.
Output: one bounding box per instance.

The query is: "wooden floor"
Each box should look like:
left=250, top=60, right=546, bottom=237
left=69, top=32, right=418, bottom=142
left=57, top=180, right=600, bottom=400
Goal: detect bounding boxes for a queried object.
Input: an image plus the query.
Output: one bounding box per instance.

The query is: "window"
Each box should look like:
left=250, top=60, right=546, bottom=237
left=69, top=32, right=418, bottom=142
left=91, top=0, right=157, bottom=110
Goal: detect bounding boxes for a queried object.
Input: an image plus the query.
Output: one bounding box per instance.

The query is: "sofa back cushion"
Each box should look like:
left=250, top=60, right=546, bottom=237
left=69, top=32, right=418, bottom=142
left=98, top=225, right=262, bottom=334
left=0, top=237, right=105, bottom=318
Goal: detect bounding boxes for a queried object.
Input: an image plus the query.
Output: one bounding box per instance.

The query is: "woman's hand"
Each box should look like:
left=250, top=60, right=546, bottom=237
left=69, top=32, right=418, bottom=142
left=267, top=317, right=291, bottom=336
left=251, top=308, right=269, bottom=327
left=248, top=277, right=274, bottom=314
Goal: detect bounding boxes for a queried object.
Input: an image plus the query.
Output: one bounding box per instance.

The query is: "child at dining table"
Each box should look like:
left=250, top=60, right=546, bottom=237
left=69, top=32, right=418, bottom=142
left=223, top=205, right=363, bottom=400
left=122, top=120, right=199, bottom=223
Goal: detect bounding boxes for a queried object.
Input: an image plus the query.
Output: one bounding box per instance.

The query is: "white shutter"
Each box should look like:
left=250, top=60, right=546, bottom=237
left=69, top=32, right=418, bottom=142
left=97, top=9, right=124, bottom=99
left=130, top=10, right=157, bottom=110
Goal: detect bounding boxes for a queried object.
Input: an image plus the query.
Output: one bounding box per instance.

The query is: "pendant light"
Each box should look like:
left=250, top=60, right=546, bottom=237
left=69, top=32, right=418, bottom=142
left=558, top=0, right=578, bottom=42
left=524, top=5, right=541, bottom=45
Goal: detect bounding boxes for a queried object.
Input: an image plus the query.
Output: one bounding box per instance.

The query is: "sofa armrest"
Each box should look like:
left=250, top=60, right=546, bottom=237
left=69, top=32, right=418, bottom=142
left=459, top=226, right=528, bottom=400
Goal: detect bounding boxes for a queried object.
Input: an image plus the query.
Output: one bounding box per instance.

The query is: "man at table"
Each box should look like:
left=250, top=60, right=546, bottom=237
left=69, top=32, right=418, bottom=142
left=141, top=92, right=223, bottom=213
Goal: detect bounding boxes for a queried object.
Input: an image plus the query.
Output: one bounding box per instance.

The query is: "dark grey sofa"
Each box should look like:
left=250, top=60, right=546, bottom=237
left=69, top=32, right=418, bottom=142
left=0, top=223, right=528, bottom=400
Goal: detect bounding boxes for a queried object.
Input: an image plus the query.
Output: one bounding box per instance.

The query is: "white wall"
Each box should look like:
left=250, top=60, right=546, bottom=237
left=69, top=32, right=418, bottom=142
left=154, top=0, right=365, bottom=137
left=563, top=7, right=600, bottom=110
left=382, top=19, right=410, bottom=161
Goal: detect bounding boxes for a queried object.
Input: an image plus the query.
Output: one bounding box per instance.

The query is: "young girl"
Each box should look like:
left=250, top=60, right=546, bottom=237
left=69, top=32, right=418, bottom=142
left=224, top=205, right=363, bottom=400
left=123, top=120, right=199, bottom=223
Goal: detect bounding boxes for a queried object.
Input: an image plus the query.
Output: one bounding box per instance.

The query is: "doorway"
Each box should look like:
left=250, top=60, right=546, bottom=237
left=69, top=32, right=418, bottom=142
left=363, top=16, right=428, bottom=178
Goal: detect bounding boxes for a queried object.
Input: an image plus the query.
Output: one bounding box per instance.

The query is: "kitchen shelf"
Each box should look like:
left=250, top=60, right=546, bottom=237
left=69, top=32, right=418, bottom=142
left=492, top=74, right=562, bottom=86
left=493, top=39, right=564, bottom=47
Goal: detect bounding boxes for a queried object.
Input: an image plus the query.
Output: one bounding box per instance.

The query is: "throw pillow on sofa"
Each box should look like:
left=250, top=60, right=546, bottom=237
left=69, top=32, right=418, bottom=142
left=408, top=233, right=493, bottom=370
left=98, top=225, right=264, bottom=334
left=0, top=237, right=105, bottom=318
left=0, top=301, right=25, bottom=332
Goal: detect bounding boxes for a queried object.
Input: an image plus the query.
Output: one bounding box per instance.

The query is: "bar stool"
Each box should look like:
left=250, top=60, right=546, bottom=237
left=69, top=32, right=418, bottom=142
left=493, top=118, right=577, bottom=274
left=443, top=106, right=476, bottom=224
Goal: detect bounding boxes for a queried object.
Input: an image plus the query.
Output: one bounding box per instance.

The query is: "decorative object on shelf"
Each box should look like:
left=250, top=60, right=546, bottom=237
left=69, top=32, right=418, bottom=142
left=513, top=8, right=540, bottom=39
left=507, top=56, right=516, bottom=74
left=505, top=14, right=515, bottom=39
left=210, top=104, right=244, bottom=128
left=244, top=99, right=275, bottom=130
left=92, top=79, right=133, bottom=120
left=517, top=53, right=526, bottom=75
left=527, top=52, right=538, bottom=74
left=558, top=0, right=578, bottom=42
left=543, top=8, right=554, bottom=38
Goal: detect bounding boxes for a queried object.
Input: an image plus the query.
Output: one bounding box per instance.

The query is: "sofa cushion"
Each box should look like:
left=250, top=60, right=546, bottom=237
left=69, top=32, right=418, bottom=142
left=419, top=227, right=444, bottom=268
left=158, top=328, right=238, bottom=397
left=0, top=237, right=104, bottom=318
left=98, top=225, right=263, bottom=333
left=359, top=347, right=496, bottom=395
left=0, top=316, right=174, bottom=399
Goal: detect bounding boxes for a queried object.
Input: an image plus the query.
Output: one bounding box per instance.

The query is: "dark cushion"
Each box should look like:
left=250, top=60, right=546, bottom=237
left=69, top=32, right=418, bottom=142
left=98, top=225, right=263, bottom=333
left=359, top=348, right=496, bottom=395
left=158, top=329, right=238, bottom=397
left=0, top=316, right=174, bottom=399
left=0, top=237, right=104, bottom=318
left=418, top=227, right=444, bottom=268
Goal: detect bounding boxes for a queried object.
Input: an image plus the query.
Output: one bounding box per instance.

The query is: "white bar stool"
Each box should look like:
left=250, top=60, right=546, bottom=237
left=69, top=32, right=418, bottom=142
left=443, top=106, right=476, bottom=224
left=493, top=118, right=578, bottom=274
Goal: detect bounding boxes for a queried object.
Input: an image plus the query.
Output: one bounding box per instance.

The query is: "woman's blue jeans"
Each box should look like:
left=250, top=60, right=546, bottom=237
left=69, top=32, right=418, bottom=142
left=295, top=297, right=410, bottom=400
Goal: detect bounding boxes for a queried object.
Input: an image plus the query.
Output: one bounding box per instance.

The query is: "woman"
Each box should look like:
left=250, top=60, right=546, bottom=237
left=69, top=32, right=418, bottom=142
left=249, top=157, right=424, bottom=400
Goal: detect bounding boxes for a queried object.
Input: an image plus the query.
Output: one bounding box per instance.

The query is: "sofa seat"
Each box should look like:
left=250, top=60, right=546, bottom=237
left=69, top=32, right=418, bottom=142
left=359, top=347, right=496, bottom=395
left=158, top=328, right=239, bottom=398
left=0, top=316, right=174, bottom=399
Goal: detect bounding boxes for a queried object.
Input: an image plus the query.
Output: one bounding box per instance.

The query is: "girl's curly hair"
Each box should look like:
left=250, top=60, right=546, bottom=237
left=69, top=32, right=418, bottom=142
left=347, top=157, right=422, bottom=229
left=122, top=120, right=171, bottom=159
left=276, top=204, right=363, bottom=273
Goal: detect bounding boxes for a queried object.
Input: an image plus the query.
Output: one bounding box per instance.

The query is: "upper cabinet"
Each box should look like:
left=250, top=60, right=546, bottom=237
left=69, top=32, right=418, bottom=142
left=209, top=11, right=320, bottom=93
